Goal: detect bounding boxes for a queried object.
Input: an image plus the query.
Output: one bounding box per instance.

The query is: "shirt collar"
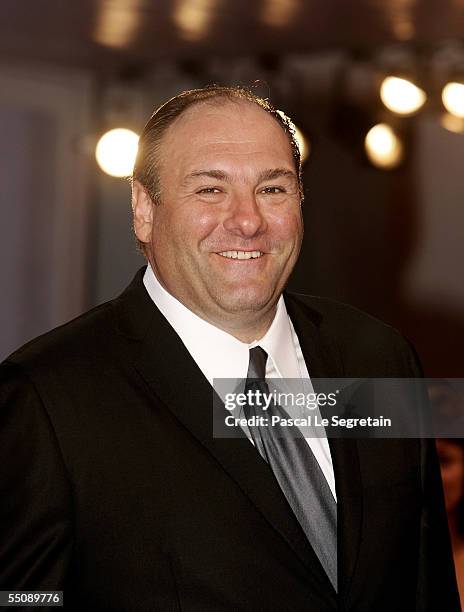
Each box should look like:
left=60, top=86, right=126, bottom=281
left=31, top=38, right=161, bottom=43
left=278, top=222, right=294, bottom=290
left=249, top=297, right=301, bottom=380
left=143, top=263, right=300, bottom=385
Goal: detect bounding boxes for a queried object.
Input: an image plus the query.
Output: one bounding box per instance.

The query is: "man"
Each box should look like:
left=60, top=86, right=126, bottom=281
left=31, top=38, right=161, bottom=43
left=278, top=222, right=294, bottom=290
left=0, top=86, right=459, bottom=611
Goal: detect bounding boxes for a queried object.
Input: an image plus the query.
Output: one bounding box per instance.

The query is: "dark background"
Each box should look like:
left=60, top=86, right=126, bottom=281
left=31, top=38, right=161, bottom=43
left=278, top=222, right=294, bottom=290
left=1, top=0, right=463, bottom=376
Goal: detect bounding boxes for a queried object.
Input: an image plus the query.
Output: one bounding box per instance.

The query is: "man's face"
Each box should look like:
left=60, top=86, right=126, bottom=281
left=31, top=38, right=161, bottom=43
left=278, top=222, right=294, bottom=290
left=138, top=100, right=303, bottom=327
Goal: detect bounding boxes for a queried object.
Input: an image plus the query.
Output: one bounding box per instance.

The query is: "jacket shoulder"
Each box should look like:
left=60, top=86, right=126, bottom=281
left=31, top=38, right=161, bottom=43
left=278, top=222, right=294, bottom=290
left=288, top=291, right=395, bottom=328
left=2, top=300, right=116, bottom=377
left=285, top=291, right=421, bottom=376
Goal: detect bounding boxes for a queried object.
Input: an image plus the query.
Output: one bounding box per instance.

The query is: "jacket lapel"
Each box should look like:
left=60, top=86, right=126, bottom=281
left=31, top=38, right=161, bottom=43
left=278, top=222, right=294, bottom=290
left=112, top=269, right=362, bottom=604
left=284, top=292, right=364, bottom=606
left=134, top=327, right=334, bottom=588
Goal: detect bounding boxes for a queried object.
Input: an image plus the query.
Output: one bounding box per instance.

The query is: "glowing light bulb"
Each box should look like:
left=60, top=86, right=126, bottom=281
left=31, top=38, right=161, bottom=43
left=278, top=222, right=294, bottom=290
left=440, top=112, right=464, bottom=134
left=95, top=128, right=139, bottom=177
left=364, top=123, right=403, bottom=169
left=442, top=82, right=464, bottom=118
left=380, top=76, right=426, bottom=115
left=174, top=0, right=215, bottom=41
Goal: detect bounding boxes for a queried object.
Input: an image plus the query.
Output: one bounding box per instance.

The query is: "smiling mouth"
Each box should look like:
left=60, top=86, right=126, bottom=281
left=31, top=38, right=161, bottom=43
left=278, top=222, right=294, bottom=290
left=217, top=250, right=263, bottom=260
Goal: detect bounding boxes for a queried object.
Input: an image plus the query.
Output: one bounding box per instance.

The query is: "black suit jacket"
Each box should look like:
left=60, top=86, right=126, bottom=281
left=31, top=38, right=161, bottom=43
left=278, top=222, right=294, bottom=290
left=0, top=268, right=459, bottom=611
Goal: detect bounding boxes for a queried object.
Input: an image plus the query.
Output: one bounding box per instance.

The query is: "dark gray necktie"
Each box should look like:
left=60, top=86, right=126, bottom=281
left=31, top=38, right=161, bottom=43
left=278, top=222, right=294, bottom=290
left=244, top=346, right=338, bottom=591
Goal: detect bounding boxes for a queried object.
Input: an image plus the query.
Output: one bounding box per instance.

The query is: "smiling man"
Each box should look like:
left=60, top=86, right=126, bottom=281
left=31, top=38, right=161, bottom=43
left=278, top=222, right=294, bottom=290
left=0, top=86, right=460, bottom=611
left=132, top=92, right=303, bottom=341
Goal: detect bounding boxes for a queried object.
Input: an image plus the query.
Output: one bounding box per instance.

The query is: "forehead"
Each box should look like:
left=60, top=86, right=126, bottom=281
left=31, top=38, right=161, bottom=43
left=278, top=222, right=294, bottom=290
left=159, top=99, right=295, bottom=172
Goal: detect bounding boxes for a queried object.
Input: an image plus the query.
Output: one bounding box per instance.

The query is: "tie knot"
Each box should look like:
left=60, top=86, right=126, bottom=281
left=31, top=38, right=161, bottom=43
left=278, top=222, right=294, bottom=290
left=247, top=346, right=268, bottom=381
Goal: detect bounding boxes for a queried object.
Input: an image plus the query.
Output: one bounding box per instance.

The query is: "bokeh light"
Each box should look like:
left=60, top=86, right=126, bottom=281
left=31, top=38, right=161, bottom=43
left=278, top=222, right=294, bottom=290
left=364, top=123, right=403, bottom=169
left=380, top=76, right=426, bottom=115
left=442, top=82, right=464, bottom=118
left=95, top=128, right=139, bottom=177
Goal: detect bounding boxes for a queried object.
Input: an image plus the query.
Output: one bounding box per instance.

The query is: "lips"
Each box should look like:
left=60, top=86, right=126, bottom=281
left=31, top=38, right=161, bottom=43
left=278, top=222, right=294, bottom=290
left=217, top=250, right=263, bottom=260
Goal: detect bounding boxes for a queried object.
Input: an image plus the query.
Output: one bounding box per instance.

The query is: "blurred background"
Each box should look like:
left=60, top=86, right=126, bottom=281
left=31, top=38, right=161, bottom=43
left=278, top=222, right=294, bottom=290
left=1, top=0, right=464, bottom=377
left=0, top=0, right=464, bottom=601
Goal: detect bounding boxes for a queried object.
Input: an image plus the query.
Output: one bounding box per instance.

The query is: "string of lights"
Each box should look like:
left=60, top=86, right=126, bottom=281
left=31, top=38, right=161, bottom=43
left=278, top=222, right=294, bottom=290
left=95, top=43, right=464, bottom=177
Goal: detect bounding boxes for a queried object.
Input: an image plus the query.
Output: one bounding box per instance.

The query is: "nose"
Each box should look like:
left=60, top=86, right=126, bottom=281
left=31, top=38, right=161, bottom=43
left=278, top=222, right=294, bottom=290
left=223, top=192, right=267, bottom=238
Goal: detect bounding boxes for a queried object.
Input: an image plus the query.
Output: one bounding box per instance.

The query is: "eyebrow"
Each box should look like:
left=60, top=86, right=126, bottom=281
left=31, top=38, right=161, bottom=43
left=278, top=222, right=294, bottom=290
left=182, top=167, right=297, bottom=185
left=257, top=168, right=297, bottom=183
left=183, top=169, right=231, bottom=184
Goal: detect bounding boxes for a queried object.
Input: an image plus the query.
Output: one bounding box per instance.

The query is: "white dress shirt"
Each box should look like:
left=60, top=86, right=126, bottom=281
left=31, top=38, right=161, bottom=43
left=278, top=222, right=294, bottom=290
left=143, top=264, right=336, bottom=500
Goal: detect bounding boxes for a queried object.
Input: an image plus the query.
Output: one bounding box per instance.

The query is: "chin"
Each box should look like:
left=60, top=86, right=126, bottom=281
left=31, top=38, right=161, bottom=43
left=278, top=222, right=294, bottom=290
left=217, top=288, right=276, bottom=314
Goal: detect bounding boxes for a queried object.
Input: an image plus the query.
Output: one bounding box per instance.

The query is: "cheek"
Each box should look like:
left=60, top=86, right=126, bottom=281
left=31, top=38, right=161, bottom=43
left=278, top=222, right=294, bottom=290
left=194, top=212, right=219, bottom=238
left=270, top=209, right=303, bottom=241
left=175, top=205, right=220, bottom=242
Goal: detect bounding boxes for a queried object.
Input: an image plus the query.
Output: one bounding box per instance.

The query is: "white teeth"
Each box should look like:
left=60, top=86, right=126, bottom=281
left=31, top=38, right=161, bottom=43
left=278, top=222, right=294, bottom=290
left=218, top=250, right=262, bottom=259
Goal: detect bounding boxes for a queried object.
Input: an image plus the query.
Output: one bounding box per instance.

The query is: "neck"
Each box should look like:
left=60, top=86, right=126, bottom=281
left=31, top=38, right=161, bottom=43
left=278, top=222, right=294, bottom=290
left=148, top=260, right=278, bottom=343
left=171, top=295, right=278, bottom=343
left=207, top=307, right=277, bottom=343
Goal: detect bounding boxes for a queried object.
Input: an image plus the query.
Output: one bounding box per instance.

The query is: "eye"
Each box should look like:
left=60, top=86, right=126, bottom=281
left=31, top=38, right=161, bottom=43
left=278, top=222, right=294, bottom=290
left=260, top=186, right=285, bottom=194
left=197, top=187, right=222, bottom=194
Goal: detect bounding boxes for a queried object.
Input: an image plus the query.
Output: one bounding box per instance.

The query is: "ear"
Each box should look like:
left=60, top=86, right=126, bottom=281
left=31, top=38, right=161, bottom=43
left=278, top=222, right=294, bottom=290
left=132, top=180, right=154, bottom=245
